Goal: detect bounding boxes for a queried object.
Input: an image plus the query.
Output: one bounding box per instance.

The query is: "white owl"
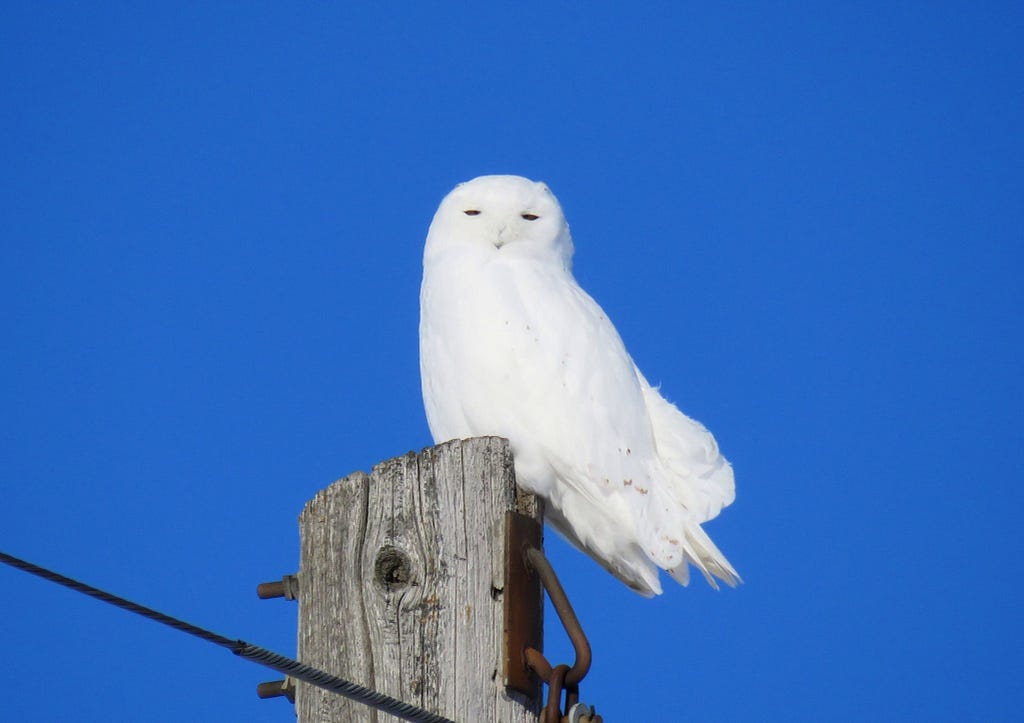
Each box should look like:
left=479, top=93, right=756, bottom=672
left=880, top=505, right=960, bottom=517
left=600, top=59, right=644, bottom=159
left=419, top=175, right=738, bottom=595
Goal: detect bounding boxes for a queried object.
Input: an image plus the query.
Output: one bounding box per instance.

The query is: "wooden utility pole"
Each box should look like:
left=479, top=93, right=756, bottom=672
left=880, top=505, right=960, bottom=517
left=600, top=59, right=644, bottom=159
left=295, top=436, right=544, bottom=722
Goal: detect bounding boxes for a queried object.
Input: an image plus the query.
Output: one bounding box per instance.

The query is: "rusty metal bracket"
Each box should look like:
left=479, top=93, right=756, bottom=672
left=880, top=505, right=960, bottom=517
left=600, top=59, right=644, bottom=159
left=504, top=513, right=602, bottom=720
left=504, top=511, right=544, bottom=695
left=524, top=545, right=601, bottom=721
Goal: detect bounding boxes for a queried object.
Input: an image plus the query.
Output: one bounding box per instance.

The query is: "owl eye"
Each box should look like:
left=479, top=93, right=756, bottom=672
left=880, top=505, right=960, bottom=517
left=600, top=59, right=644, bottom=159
left=521, top=213, right=539, bottom=221
left=463, top=209, right=481, bottom=216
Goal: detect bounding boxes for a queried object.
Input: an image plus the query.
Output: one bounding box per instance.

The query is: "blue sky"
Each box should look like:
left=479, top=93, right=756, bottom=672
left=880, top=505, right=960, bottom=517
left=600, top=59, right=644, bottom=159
left=1, top=3, right=1021, bottom=721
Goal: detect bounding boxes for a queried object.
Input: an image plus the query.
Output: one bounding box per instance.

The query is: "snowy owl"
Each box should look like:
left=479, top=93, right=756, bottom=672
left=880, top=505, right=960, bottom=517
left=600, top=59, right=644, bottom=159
left=419, top=175, right=738, bottom=595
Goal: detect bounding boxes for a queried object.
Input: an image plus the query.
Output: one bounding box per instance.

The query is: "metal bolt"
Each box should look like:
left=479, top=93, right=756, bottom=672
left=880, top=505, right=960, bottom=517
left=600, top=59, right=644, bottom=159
left=257, top=573, right=299, bottom=600
left=256, top=677, right=296, bottom=703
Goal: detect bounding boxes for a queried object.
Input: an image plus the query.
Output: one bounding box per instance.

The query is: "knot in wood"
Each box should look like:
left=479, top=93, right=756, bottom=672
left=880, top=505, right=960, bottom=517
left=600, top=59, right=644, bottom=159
left=373, top=545, right=414, bottom=592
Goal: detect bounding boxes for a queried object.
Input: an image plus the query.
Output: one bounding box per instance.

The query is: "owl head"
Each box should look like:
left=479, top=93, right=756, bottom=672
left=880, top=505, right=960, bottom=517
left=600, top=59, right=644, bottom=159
left=424, top=175, right=574, bottom=269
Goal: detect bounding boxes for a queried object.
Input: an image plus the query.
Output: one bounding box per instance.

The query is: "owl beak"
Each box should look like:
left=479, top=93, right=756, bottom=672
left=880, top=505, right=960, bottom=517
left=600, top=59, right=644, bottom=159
left=494, top=224, right=511, bottom=249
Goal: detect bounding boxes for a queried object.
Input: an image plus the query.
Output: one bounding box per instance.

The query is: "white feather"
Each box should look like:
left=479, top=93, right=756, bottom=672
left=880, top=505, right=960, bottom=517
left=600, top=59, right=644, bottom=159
left=419, top=175, right=738, bottom=595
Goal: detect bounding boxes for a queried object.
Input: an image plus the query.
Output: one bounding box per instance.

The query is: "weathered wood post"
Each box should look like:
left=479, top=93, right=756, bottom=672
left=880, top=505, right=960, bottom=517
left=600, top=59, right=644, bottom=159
left=295, top=436, right=543, bottom=722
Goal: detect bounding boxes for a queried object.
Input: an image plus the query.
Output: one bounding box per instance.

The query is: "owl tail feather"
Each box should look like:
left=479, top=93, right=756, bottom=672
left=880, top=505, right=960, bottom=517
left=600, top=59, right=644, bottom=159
left=667, top=522, right=741, bottom=590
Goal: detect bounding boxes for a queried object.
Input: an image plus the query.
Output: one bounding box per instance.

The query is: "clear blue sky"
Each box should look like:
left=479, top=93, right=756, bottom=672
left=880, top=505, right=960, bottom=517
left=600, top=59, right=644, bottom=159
left=2, top=3, right=1021, bottom=721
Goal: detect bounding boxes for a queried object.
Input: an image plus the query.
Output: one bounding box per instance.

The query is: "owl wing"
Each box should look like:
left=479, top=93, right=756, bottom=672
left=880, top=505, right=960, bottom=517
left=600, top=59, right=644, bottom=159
left=422, top=251, right=738, bottom=591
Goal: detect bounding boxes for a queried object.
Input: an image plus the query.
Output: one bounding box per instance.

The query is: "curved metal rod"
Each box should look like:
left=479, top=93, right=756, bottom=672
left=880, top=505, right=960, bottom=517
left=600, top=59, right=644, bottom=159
left=524, top=547, right=592, bottom=686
